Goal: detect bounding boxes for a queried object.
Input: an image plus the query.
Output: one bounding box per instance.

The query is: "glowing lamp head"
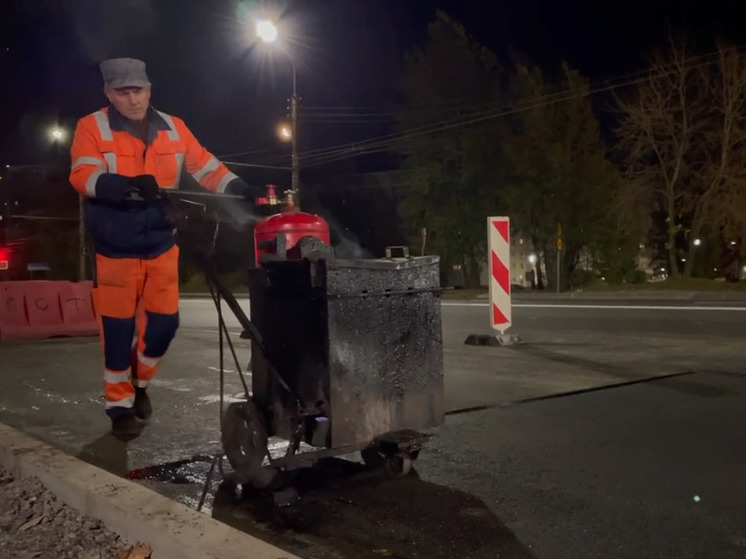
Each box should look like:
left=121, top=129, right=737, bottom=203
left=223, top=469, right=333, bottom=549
left=256, top=20, right=278, bottom=43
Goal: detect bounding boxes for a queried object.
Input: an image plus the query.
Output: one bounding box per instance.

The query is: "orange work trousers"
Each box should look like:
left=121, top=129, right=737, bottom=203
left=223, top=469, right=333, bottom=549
left=92, top=245, right=180, bottom=418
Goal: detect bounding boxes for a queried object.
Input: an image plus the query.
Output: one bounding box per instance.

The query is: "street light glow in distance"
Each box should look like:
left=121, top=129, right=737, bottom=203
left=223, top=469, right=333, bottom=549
left=278, top=124, right=291, bottom=141
left=49, top=127, right=65, bottom=141
left=256, top=20, right=278, bottom=43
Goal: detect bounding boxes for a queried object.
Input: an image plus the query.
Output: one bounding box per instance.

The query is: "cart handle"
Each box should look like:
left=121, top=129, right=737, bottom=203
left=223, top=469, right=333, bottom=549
left=385, top=245, right=410, bottom=259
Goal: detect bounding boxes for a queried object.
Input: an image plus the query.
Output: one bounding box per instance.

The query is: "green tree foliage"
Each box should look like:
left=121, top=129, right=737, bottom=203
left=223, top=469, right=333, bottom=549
left=395, top=11, right=502, bottom=287
left=396, top=12, right=629, bottom=289
left=500, top=61, right=628, bottom=288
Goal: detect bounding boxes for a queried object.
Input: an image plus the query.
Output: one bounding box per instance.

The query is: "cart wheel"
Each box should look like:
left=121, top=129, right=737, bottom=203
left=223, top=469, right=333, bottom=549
left=361, top=445, right=415, bottom=478
left=221, top=400, right=276, bottom=489
left=386, top=453, right=413, bottom=478
left=361, top=446, right=387, bottom=469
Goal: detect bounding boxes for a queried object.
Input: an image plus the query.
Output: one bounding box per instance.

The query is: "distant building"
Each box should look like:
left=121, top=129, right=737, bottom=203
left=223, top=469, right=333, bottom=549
left=478, top=232, right=540, bottom=288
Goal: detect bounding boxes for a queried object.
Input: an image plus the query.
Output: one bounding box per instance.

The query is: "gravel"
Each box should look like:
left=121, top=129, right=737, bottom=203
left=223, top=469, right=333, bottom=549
left=0, top=467, right=131, bottom=559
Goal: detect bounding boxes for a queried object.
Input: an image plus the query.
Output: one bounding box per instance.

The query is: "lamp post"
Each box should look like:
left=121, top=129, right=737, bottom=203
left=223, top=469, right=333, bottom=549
left=256, top=19, right=300, bottom=206
left=278, top=124, right=292, bottom=141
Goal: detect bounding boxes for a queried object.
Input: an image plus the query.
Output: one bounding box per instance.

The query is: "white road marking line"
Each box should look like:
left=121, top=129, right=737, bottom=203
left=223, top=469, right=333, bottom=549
left=180, top=297, right=746, bottom=312
left=179, top=328, right=244, bottom=335
left=180, top=299, right=248, bottom=304
left=442, top=302, right=746, bottom=311
left=197, top=394, right=247, bottom=404
left=207, top=366, right=237, bottom=374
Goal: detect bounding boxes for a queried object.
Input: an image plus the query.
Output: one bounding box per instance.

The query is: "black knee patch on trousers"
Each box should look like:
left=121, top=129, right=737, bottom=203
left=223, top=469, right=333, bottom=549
left=143, top=310, right=179, bottom=358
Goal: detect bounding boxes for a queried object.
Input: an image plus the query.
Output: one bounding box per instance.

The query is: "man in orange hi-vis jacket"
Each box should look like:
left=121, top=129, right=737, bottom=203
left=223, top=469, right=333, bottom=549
left=70, top=58, right=260, bottom=441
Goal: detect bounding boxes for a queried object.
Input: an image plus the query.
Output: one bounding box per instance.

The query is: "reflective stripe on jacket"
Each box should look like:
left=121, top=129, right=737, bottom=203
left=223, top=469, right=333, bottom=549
left=69, top=106, right=243, bottom=258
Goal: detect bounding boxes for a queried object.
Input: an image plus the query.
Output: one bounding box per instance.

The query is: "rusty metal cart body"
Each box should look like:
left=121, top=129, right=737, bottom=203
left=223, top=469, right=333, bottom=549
left=236, top=253, right=445, bottom=482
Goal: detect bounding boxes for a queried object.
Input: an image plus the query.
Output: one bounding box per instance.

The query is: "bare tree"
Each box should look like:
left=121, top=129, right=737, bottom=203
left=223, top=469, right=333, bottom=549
left=690, top=43, right=746, bottom=275
left=615, top=32, right=708, bottom=277
left=616, top=32, right=746, bottom=278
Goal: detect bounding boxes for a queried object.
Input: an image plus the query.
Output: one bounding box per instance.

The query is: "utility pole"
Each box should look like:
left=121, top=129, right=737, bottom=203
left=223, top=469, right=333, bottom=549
left=289, top=61, right=300, bottom=208
left=556, top=223, right=563, bottom=293
left=290, top=90, right=299, bottom=204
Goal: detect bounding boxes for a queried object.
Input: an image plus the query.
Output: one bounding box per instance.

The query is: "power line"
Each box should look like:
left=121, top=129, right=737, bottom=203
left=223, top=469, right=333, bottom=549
left=305, top=46, right=741, bottom=163
left=301, top=114, right=395, bottom=120
left=222, top=161, right=292, bottom=171
left=301, top=99, right=492, bottom=113
left=302, top=118, right=395, bottom=125
left=301, top=104, right=496, bottom=118
left=313, top=180, right=422, bottom=192
left=223, top=55, right=698, bottom=165
left=295, top=44, right=746, bottom=168
left=300, top=44, right=739, bottom=118
left=216, top=144, right=289, bottom=160
left=303, top=148, right=394, bottom=169
left=302, top=111, right=397, bottom=118
left=213, top=109, right=483, bottom=164
left=213, top=43, right=745, bottom=172
left=218, top=106, right=495, bottom=164
left=9, top=215, right=78, bottom=221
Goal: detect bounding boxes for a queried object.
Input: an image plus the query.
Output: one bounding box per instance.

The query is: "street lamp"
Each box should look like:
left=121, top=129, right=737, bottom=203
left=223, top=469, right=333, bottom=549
left=255, top=19, right=300, bottom=206
left=256, top=20, right=278, bottom=43
left=49, top=127, right=68, bottom=145
left=278, top=124, right=292, bottom=141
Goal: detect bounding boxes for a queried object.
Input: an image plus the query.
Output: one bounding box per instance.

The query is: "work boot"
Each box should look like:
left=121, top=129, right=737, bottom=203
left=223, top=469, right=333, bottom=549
left=134, top=387, right=152, bottom=422
left=111, top=413, right=144, bottom=442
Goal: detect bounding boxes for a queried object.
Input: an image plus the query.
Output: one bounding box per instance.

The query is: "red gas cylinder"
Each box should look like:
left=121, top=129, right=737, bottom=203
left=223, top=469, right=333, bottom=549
left=254, top=211, right=330, bottom=266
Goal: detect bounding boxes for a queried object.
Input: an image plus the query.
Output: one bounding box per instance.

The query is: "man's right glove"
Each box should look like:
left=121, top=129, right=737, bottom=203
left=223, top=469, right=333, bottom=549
left=224, top=178, right=263, bottom=203
left=129, top=175, right=160, bottom=203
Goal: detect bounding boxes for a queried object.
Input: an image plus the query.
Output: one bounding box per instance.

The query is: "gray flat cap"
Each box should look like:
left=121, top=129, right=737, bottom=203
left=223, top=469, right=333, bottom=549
left=100, top=58, right=150, bottom=89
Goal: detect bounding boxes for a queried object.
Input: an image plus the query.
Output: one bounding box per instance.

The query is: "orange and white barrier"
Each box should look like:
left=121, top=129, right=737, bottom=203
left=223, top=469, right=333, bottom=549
left=488, top=216, right=512, bottom=334
left=0, top=281, right=99, bottom=342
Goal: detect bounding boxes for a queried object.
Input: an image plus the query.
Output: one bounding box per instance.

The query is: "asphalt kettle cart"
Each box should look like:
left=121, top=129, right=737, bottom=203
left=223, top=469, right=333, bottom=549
left=168, top=187, right=445, bottom=492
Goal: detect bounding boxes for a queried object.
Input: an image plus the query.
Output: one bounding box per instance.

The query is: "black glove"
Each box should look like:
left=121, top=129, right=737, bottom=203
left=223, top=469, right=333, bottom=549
left=224, top=178, right=262, bottom=202
left=130, top=175, right=160, bottom=202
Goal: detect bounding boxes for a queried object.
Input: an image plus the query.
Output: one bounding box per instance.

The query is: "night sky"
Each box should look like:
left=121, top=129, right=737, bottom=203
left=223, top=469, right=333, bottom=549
left=0, top=0, right=742, bottom=176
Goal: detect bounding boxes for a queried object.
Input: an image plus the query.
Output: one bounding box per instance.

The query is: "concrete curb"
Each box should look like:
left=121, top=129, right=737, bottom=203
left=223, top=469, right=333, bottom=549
left=0, top=423, right=300, bottom=559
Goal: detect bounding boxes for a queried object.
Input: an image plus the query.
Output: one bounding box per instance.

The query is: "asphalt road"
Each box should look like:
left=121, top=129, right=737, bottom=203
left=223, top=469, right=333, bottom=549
left=1, top=297, right=745, bottom=558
